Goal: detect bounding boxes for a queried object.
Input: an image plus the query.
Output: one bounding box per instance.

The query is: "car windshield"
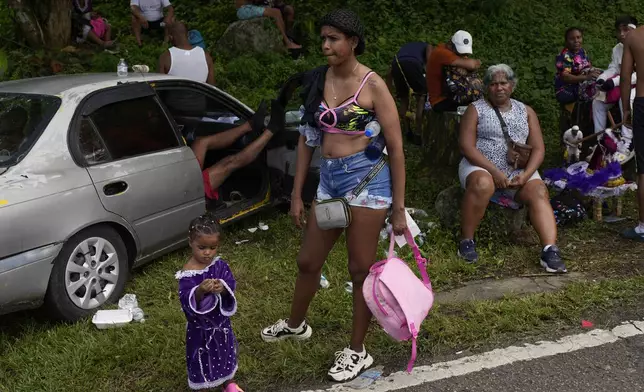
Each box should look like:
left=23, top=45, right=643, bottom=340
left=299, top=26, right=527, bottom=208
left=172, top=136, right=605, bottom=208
left=0, top=93, right=61, bottom=168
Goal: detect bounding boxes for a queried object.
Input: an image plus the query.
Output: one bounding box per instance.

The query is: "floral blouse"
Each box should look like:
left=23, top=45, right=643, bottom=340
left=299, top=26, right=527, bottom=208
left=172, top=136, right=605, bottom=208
left=554, top=47, right=591, bottom=92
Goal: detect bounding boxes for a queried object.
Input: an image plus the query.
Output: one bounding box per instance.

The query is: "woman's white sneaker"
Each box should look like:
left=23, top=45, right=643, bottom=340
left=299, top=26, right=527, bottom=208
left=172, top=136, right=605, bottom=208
left=327, top=346, right=374, bottom=382
left=260, top=319, right=312, bottom=342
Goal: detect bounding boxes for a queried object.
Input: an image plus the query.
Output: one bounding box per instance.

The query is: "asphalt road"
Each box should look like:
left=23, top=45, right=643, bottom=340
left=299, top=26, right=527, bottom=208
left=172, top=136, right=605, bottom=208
left=399, top=335, right=644, bottom=392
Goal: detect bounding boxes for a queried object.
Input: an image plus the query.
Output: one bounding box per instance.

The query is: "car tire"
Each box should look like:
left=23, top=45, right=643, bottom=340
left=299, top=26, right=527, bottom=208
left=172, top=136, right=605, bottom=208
left=44, top=226, right=129, bottom=322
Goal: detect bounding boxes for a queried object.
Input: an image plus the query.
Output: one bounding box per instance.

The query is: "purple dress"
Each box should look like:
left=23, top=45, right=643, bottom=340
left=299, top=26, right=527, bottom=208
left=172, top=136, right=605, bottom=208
left=175, top=257, right=238, bottom=390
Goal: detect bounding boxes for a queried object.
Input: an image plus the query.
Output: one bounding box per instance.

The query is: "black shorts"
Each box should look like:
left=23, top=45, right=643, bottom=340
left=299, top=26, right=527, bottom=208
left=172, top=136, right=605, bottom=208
left=634, top=97, right=644, bottom=174
left=391, top=57, right=426, bottom=99
left=147, top=18, right=165, bottom=30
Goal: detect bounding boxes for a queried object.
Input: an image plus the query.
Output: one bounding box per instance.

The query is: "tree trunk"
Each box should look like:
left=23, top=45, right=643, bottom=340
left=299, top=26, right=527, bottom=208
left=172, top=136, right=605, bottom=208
left=8, top=0, right=72, bottom=49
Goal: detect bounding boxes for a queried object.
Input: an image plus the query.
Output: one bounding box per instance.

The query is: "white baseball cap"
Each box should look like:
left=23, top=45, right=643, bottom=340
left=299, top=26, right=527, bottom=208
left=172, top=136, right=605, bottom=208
left=452, top=30, right=473, bottom=55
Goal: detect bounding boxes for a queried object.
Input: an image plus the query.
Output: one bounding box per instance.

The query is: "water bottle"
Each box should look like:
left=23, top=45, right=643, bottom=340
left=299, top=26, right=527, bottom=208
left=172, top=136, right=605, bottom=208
left=364, top=120, right=381, bottom=138
left=117, top=58, right=128, bottom=77
left=365, top=134, right=386, bottom=161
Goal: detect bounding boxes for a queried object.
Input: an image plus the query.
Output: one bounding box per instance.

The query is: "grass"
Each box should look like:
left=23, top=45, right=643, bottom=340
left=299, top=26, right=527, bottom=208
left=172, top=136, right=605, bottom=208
left=2, top=1, right=644, bottom=389
left=1, top=143, right=644, bottom=391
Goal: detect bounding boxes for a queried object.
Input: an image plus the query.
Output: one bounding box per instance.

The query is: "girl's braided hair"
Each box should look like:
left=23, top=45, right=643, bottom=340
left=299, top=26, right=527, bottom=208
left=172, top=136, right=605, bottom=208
left=188, top=212, right=221, bottom=241
left=320, top=9, right=365, bottom=55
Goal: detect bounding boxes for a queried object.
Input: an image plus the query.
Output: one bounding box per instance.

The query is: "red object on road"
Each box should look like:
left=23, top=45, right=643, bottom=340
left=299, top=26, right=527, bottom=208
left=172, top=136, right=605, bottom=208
left=581, top=320, right=594, bottom=328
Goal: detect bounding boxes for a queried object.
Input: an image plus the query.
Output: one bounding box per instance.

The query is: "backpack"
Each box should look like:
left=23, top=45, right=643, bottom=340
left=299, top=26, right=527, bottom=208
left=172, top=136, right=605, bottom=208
left=363, top=229, right=434, bottom=373
left=443, top=65, right=483, bottom=105
left=189, top=30, right=206, bottom=50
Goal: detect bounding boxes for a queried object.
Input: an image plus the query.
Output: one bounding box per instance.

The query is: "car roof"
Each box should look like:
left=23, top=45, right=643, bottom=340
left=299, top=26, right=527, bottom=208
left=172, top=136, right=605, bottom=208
left=0, top=73, right=197, bottom=96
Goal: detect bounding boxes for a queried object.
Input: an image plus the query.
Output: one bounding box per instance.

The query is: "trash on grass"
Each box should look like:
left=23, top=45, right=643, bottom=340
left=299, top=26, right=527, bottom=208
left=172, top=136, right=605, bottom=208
left=344, top=365, right=384, bottom=389
left=258, top=222, right=269, bottom=231
left=581, top=320, right=594, bottom=329
left=235, top=239, right=250, bottom=245
left=118, top=294, right=145, bottom=322
left=406, top=208, right=428, bottom=219
left=92, top=309, right=132, bottom=329
left=344, top=281, right=353, bottom=293
left=248, top=227, right=258, bottom=233
left=319, top=275, right=330, bottom=289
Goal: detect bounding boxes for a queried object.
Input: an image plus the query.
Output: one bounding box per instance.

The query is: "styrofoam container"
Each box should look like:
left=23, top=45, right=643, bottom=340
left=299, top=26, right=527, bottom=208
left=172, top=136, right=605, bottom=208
left=92, top=309, right=132, bottom=329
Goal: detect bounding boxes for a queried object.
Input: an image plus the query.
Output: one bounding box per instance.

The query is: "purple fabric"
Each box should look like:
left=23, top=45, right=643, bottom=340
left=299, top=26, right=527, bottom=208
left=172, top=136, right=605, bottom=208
left=176, top=258, right=238, bottom=390
left=543, top=161, right=622, bottom=195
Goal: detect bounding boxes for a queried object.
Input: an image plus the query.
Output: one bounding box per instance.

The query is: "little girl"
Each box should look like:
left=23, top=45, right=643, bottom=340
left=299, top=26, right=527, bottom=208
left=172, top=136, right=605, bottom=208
left=175, top=213, right=243, bottom=392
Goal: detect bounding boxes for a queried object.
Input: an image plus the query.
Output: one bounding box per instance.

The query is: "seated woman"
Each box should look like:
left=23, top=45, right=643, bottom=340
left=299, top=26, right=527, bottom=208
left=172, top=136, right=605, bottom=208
left=72, top=0, right=114, bottom=48
left=234, top=0, right=301, bottom=50
left=458, top=64, right=567, bottom=274
left=554, top=27, right=601, bottom=104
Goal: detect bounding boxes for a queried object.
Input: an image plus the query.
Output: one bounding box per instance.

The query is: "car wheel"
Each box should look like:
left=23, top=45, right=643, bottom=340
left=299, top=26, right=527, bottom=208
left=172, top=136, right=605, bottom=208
left=45, top=226, right=129, bottom=322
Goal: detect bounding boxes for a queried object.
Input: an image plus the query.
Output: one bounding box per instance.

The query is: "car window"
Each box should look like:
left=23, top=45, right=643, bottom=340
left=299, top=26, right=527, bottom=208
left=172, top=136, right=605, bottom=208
left=0, top=94, right=61, bottom=168
left=88, top=95, right=179, bottom=161
left=157, top=88, right=241, bottom=121
left=78, top=118, right=109, bottom=165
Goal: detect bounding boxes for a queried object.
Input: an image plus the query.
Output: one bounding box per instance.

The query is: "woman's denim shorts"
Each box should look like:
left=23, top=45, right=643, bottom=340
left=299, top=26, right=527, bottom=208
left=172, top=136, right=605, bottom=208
left=316, top=151, right=392, bottom=210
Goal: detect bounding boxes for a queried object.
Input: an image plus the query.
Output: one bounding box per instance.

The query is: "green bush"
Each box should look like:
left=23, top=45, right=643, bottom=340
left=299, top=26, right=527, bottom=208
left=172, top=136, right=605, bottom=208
left=0, top=0, right=642, bottom=157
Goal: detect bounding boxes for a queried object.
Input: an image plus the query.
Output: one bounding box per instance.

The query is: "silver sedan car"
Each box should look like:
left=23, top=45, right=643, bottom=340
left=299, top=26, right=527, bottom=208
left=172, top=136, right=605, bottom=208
left=0, top=73, right=319, bottom=321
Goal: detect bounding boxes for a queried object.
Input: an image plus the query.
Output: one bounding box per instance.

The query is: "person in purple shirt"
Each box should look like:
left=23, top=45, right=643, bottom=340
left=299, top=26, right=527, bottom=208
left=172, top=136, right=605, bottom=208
left=386, top=41, right=431, bottom=143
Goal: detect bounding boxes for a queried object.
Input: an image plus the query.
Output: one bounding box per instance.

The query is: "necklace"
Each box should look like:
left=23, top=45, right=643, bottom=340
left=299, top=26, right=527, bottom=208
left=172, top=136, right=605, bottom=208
left=331, top=62, right=360, bottom=101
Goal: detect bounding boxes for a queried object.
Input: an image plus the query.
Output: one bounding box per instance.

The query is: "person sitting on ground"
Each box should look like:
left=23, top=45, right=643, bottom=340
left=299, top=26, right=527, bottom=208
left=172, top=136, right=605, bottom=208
left=554, top=27, right=602, bottom=104
left=234, top=0, right=301, bottom=50
left=592, top=15, right=638, bottom=162
left=158, top=22, right=215, bottom=85
left=457, top=64, right=567, bottom=274
left=72, top=0, right=114, bottom=48
left=426, top=30, right=482, bottom=113
left=131, top=0, right=175, bottom=47
left=386, top=41, right=432, bottom=142
left=191, top=99, right=285, bottom=202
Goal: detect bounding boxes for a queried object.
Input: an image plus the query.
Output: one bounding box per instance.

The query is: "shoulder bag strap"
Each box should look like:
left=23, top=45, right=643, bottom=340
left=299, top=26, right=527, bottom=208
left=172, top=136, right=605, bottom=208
left=351, top=156, right=386, bottom=197
left=492, top=104, right=513, bottom=144
left=387, top=230, right=432, bottom=290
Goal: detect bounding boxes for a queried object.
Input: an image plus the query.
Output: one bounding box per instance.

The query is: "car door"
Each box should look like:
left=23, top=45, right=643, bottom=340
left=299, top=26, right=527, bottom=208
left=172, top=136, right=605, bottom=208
left=70, top=82, right=205, bottom=257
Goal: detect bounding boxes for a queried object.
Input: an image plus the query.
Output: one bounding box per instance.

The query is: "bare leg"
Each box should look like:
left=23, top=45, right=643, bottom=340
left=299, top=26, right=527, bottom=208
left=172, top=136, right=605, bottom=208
left=415, top=93, right=425, bottom=136
left=283, top=5, right=295, bottom=35
left=104, top=24, right=112, bottom=42
left=86, top=30, right=113, bottom=48
left=287, top=204, right=343, bottom=328
left=460, top=171, right=495, bottom=240
left=204, top=129, right=274, bottom=190
left=131, top=15, right=143, bottom=46
left=263, top=8, right=301, bottom=49
left=346, top=206, right=388, bottom=351
left=516, top=179, right=557, bottom=246
left=190, top=123, right=252, bottom=168
left=163, top=15, right=174, bottom=43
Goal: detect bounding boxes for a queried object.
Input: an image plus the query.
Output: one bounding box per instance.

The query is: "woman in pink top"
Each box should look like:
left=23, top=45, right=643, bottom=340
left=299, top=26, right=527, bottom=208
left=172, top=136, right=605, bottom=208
left=261, top=9, right=407, bottom=383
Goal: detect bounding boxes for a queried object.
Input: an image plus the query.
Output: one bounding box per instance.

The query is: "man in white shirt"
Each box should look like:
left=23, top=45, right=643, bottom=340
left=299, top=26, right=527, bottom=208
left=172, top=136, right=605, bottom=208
left=592, top=15, right=638, bottom=158
left=158, top=22, right=215, bottom=85
left=131, top=0, right=175, bottom=47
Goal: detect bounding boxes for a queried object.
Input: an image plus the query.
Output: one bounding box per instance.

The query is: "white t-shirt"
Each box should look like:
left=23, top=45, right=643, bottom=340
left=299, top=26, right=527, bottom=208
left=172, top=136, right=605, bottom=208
left=131, top=0, right=171, bottom=22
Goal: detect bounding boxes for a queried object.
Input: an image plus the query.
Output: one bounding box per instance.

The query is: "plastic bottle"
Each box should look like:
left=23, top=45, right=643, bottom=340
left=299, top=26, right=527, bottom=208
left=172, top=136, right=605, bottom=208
left=364, top=120, right=381, bottom=138
left=364, top=134, right=386, bottom=161
left=117, top=58, right=128, bottom=77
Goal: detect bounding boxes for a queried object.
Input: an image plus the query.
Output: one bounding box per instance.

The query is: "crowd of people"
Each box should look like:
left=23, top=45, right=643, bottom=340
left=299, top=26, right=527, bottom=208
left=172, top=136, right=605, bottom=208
left=70, top=3, right=643, bottom=390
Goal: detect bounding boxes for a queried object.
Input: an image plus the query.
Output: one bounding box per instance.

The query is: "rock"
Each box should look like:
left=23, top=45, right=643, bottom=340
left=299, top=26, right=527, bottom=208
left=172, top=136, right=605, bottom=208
left=421, top=110, right=462, bottom=167
left=215, top=18, right=286, bottom=57
left=435, top=184, right=530, bottom=241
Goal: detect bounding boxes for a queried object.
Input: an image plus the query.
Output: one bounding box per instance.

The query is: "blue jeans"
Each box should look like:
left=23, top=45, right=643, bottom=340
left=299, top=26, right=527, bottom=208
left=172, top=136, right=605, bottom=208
left=316, top=151, right=392, bottom=209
